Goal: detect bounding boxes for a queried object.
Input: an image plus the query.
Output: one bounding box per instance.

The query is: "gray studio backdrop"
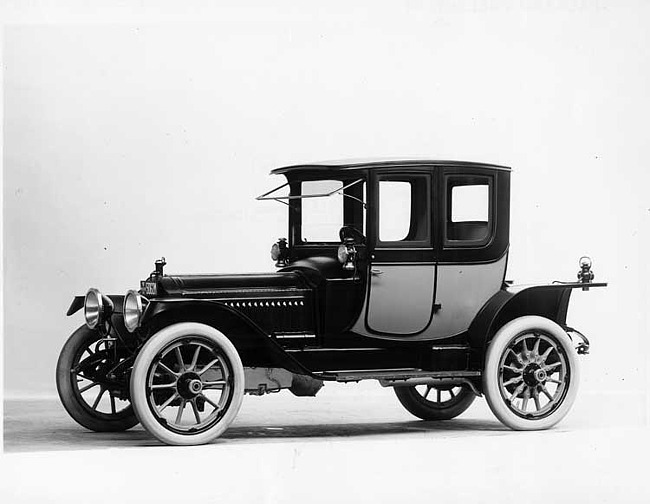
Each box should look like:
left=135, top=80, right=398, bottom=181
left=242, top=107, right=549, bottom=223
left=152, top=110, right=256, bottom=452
left=3, top=5, right=649, bottom=404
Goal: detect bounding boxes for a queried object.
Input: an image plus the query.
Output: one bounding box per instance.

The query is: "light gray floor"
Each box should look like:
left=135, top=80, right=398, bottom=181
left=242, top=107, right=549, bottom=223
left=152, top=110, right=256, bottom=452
left=4, top=381, right=648, bottom=452
left=3, top=383, right=649, bottom=503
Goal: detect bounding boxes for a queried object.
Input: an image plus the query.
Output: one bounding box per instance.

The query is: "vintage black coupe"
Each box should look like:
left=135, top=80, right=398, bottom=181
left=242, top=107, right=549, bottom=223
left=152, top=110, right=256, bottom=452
left=57, top=159, right=606, bottom=445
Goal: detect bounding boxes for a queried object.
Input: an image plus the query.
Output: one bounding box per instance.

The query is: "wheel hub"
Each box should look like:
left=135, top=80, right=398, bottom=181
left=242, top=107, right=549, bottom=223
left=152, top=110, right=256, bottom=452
left=189, top=379, right=203, bottom=394
left=534, top=368, right=547, bottom=382
left=523, top=364, right=546, bottom=386
left=177, top=372, right=203, bottom=399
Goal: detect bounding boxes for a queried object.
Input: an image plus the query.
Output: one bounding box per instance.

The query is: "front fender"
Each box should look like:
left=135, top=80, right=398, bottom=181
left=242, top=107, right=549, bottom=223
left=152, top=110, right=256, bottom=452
left=468, top=282, right=607, bottom=367
left=139, top=299, right=314, bottom=377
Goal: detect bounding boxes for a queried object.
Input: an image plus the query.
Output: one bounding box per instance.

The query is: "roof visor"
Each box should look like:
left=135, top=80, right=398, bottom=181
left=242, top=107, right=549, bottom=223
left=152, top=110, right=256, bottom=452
left=256, top=178, right=366, bottom=208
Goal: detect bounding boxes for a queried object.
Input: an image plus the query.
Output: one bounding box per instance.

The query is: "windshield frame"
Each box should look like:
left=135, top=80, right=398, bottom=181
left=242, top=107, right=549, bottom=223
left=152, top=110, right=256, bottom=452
left=261, top=175, right=367, bottom=247
left=256, top=178, right=365, bottom=208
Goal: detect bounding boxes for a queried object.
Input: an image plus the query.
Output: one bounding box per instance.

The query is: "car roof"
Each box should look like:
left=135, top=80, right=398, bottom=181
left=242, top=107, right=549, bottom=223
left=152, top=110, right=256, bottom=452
left=271, top=158, right=511, bottom=175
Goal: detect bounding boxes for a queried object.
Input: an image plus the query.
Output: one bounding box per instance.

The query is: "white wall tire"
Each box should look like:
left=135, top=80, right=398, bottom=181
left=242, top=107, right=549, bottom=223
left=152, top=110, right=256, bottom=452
left=483, top=315, right=580, bottom=430
left=130, top=323, right=245, bottom=446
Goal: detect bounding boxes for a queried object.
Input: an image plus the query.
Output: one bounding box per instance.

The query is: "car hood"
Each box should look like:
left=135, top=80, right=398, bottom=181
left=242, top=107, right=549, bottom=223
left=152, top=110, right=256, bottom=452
left=158, top=271, right=311, bottom=297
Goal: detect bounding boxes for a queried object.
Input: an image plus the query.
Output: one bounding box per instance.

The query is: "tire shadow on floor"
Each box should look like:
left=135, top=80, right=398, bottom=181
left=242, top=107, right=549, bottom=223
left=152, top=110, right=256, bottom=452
left=4, top=417, right=509, bottom=453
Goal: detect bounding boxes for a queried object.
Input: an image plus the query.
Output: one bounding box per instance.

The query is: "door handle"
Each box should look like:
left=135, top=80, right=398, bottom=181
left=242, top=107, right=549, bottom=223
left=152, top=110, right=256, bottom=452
left=371, top=268, right=383, bottom=276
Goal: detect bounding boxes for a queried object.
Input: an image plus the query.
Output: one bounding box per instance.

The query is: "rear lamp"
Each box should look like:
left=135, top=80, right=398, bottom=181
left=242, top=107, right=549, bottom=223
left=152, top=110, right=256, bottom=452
left=577, top=255, right=594, bottom=290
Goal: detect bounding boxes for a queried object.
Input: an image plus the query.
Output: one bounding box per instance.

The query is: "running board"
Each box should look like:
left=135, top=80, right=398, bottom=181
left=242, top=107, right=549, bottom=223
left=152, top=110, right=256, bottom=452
left=312, top=369, right=482, bottom=396
left=314, top=369, right=481, bottom=383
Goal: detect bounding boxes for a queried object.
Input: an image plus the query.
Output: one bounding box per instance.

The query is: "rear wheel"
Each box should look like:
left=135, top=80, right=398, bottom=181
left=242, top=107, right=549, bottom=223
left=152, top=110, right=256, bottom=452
left=56, top=325, right=138, bottom=432
left=130, top=323, right=245, bottom=446
left=483, top=315, right=580, bottom=430
left=394, top=384, right=476, bottom=420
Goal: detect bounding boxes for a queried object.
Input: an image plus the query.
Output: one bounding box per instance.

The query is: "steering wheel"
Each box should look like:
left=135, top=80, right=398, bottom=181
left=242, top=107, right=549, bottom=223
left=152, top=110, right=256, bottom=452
left=339, top=225, right=366, bottom=244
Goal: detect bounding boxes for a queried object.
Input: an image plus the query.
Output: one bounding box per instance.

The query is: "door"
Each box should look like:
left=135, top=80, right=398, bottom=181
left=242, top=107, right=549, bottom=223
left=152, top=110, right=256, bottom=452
left=365, top=173, right=435, bottom=335
left=432, top=171, right=508, bottom=337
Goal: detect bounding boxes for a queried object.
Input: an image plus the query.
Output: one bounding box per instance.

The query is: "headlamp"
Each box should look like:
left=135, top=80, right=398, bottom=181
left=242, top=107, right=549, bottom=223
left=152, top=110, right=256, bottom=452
left=84, top=288, right=114, bottom=329
left=123, top=289, right=146, bottom=332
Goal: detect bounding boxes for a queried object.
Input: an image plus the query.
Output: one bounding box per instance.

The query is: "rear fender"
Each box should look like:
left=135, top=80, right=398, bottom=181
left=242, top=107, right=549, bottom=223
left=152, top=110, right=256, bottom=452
left=140, top=299, right=313, bottom=376
left=468, top=285, right=575, bottom=370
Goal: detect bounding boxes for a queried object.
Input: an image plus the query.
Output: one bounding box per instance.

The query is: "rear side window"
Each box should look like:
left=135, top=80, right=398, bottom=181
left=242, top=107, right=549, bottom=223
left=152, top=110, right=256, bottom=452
left=445, top=176, right=492, bottom=246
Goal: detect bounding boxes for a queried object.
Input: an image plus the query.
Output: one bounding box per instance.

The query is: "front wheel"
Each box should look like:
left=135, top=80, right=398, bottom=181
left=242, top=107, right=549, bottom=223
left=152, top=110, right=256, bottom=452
left=394, top=384, right=476, bottom=420
left=130, top=323, right=245, bottom=446
left=56, top=325, right=139, bottom=432
left=483, top=315, right=580, bottom=430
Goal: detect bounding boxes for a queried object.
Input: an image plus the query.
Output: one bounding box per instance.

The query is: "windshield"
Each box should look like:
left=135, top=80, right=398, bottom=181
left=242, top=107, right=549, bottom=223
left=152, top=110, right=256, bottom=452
left=301, top=180, right=345, bottom=242
left=257, top=178, right=366, bottom=243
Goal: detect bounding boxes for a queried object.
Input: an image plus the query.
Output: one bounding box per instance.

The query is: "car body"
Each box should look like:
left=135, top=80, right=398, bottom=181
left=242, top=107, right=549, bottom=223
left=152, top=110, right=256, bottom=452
left=57, top=159, right=606, bottom=445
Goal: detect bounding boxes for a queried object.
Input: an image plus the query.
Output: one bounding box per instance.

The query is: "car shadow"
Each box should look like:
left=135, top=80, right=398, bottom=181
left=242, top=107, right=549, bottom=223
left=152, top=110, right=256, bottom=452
left=224, top=418, right=507, bottom=441
left=4, top=398, right=508, bottom=453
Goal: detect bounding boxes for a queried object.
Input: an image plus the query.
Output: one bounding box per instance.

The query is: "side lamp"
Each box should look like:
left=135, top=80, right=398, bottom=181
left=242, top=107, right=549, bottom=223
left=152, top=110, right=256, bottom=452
left=338, top=237, right=358, bottom=272
left=271, top=238, right=289, bottom=268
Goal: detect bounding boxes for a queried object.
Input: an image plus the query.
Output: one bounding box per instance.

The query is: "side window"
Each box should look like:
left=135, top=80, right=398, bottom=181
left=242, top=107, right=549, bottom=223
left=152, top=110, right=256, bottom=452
left=378, top=176, right=430, bottom=245
left=379, top=181, right=411, bottom=241
left=445, top=176, right=492, bottom=246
